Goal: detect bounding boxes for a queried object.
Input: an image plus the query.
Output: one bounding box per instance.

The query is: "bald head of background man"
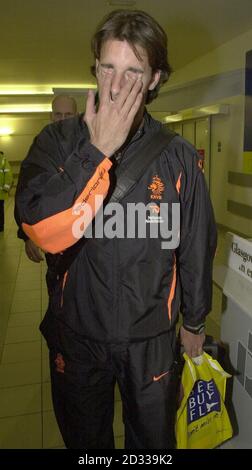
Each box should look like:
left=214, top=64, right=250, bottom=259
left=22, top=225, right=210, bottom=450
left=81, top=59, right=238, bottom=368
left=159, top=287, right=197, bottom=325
left=51, top=94, right=78, bottom=122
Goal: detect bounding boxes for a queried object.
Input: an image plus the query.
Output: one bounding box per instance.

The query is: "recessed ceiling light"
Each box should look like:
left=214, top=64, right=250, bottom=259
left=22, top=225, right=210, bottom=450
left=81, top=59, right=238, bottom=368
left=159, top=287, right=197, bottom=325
left=0, top=86, right=53, bottom=95
left=0, top=127, right=13, bottom=136
left=0, top=84, right=96, bottom=96
left=0, top=104, right=51, bottom=113
left=52, top=85, right=97, bottom=95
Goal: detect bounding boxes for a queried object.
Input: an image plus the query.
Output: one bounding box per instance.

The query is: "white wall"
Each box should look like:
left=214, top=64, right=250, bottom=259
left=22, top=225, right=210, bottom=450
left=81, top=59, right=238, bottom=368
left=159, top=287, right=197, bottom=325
left=210, top=95, right=252, bottom=235
left=148, top=28, right=252, bottom=237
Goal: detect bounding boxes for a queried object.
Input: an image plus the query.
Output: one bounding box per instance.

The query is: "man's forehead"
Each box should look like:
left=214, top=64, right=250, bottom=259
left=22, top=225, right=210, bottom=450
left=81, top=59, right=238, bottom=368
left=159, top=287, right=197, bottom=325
left=100, top=38, right=148, bottom=63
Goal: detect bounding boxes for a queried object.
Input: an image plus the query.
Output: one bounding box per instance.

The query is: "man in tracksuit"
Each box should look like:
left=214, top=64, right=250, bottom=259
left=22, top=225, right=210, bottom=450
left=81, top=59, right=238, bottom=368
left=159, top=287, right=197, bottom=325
left=15, top=10, right=217, bottom=449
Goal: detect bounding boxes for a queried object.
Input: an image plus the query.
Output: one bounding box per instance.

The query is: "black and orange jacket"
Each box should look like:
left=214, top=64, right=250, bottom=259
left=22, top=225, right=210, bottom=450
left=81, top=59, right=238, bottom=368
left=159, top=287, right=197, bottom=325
left=15, top=112, right=217, bottom=343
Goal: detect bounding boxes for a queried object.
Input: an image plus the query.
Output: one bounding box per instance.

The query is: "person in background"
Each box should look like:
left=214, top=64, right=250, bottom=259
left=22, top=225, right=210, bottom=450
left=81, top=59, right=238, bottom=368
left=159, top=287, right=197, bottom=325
left=0, top=150, right=13, bottom=232
left=51, top=94, right=78, bottom=122
left=15, top=10, right=217, bottom=449
left=21, top=95, right=78, bottom=262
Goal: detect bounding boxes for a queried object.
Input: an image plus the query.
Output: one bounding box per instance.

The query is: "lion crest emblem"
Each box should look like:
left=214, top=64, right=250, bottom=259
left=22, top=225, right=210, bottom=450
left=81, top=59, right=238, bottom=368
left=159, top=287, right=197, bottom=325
left=148, top=175, right=165, bottom=200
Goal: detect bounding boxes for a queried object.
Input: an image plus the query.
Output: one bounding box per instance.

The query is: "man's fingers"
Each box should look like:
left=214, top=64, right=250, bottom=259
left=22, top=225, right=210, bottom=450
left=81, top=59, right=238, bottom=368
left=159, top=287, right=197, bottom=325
left=115, top=75, right=139, bottom=109
left=127, top=88, right=143, bottom=122
left=191, top=349, right=202, bottom=358
left=121, top=78, right=143, bottom=115
left=99, top=73, right=114, bottom=106
left=84, top=90, right=96, bottom=122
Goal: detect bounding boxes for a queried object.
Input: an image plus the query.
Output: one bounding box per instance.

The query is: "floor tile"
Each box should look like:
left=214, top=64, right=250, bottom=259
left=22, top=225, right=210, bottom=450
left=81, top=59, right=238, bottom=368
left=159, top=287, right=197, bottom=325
left=17, top=256, right=41, bottom=267
left=5, top=325, right=41, bottom=344
left=11, top=291, right=41, bottom=313
left=0, top=283, right=15, bottom=297
left=0, top=296, right=13, bottom=315
left=41, top=289, right=49, bottom=300
left=42, top=357, right=51, bottom=383
left=115, top=435, right=124, bottom=449
left=42, top=382, right=53, bottom=412
left=113, top=400, right=124, bottom=438
left=3, top=236, right=23, bottom=246
left=0, top=246, right=20, bottom=257
left=0, top=271, right=18, bottom=284
left=15, top=270, right=41, bottom=284
left=0, top=360, right=41, bottom=388
left=42, top=338, right=49, bottom=359
left=115, top=382, right=121, bottom=402
left=0, top=413, right=42, bottom=449
left=8, top=311, right=41, bottom=327
left=0, top=252, right=20, bottom=263
left=18, top=265, right=42, bottom=276
left=0, top=295, right=13, bottom=361
left=41, top=295, right=49, bottom=313
left=41, top=279, right=48, bottom=291
left=14, top=279, right=41, bottom=291
left=11, top=288, right=41, bottom=304
left=1, top=341, right=41, bottom=364
left=0, top=384, right=41, bottom=418
left=42, top=411, right=64, bottom=449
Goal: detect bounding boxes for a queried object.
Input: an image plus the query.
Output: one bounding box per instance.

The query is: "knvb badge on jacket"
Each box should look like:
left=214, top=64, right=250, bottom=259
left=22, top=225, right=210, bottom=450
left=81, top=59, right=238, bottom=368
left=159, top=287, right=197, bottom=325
left=148, top=175, right=165, bottom=200
left=187, top=379, right=221, bottom=424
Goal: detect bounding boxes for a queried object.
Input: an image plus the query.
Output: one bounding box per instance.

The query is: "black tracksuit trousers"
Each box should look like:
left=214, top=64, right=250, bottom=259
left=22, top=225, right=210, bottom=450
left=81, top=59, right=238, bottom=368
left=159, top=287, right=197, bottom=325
left=49, top=320, right=178, bottom=449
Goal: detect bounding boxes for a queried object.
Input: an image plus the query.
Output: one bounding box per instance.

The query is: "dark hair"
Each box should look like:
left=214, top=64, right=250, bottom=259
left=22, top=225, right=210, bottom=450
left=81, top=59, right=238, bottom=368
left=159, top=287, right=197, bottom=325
left=91, top=9, right=172, bottom=104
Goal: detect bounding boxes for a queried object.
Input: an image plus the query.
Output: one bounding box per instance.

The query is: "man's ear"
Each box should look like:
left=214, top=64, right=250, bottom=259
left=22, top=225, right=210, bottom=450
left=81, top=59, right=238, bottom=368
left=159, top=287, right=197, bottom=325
left=148, top=70, right=161, bottom=91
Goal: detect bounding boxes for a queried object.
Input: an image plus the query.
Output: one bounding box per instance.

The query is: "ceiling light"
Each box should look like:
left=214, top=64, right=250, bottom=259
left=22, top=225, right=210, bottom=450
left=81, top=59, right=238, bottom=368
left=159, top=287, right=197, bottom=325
left=164, top=114, right=183, bottom=123
left=164, top=104, right=230, bottom=123
left=0, top=126, right=13, bottom=136
left=52, top=85, right=97, bottom=95
left=0, top=86, right=53, bottom=95
left=0, top=84, right=97, bottom=96
left=0, top=104, right=51, bottom=113
left=198, top=104, right=229, bottom=115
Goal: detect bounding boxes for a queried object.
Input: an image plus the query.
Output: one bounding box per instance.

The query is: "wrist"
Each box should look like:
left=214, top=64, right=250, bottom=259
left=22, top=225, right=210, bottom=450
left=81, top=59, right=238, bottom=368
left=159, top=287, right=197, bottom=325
left=90, top=139, right=113, bottom=158
left=183, top=322, right=205, bottom=335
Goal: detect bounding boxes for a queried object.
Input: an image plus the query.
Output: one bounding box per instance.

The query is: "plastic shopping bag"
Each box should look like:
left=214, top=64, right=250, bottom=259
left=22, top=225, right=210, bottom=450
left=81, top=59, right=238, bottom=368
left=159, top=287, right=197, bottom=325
left=176, top=352, right=233, bottom=449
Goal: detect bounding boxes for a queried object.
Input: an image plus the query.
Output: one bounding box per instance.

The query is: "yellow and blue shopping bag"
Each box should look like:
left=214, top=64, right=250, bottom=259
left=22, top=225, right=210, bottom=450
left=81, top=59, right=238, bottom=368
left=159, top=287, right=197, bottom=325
left=176, top=352, right=233, bottom=449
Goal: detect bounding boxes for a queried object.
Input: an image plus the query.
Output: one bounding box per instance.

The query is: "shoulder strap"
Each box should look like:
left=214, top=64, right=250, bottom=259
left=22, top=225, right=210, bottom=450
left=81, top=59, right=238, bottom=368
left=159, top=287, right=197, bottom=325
left=110, top=126, right=176, bottom=203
